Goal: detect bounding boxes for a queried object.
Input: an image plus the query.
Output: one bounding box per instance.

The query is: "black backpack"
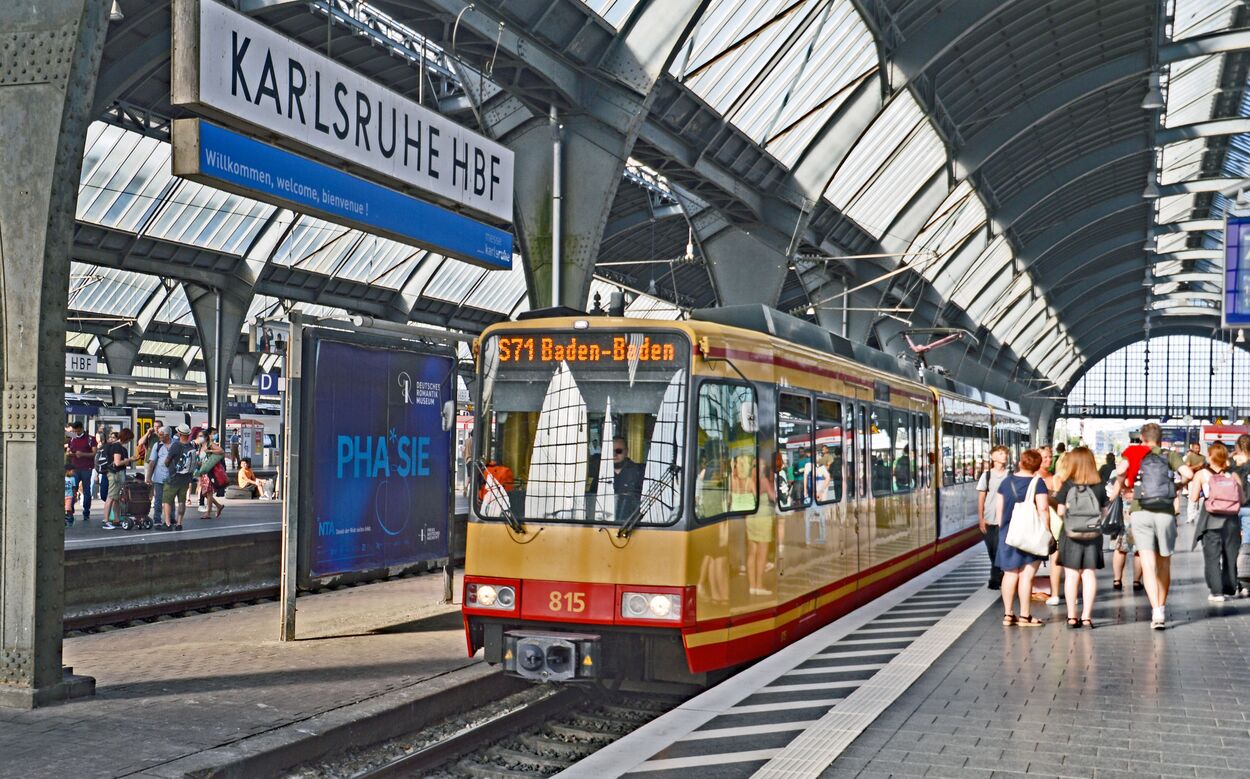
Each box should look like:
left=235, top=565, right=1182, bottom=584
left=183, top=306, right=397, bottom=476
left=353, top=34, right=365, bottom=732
left=1135, top=452, right=1176, bottom=512
left=94, top=446, right=112, bottom=475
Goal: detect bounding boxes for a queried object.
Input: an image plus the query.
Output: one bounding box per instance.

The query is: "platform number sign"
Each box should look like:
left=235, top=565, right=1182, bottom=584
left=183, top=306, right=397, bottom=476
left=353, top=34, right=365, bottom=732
left=1223, top=214, right=1250, bottom=328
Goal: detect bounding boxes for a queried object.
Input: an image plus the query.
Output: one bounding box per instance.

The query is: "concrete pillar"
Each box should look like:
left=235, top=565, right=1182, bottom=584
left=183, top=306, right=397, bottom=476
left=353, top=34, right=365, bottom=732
left=185, top=283, right=251, bottom=429
left=510, top=115, right=626, bottom=310
left=0, top=0, right=109, bottom=708
left=97, top=336, right=139, bottom=406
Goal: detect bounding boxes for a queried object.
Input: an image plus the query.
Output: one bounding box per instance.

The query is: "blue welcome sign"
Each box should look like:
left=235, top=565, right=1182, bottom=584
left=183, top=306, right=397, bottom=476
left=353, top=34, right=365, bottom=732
left=174, top=119, right=512, bottom=270
left=304, top=335, right=453, bottom=579
left=1225, top=214, right=1250, bottom=328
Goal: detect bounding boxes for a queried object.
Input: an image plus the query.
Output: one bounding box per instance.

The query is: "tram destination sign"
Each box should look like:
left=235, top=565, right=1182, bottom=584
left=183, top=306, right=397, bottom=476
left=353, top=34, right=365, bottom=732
left=173, top=119, right=512, bottom=269
left=1225, top=213, right=1250, bottom=328
left=171, top=0, right=513, bottom=225
left=493, top=332, right=686, bottom=367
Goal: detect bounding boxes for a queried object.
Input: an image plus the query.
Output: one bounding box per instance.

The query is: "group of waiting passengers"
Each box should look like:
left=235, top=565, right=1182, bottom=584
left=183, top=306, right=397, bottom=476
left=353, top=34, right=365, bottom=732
left=63, top=420, right=275, bottom=530
left=977, top=422, right=1250, bottom=631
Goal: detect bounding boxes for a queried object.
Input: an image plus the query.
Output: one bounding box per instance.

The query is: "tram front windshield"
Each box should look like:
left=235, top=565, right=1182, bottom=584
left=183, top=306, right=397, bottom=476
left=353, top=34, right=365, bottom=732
left=474, top=330, right=689, bottom=526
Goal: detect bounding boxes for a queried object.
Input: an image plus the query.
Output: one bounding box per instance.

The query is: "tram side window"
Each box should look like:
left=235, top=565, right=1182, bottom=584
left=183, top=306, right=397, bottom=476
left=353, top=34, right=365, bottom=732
left=891, top=410, right=912, bottom=493
left=870, top=407, right=894, bottom=495
left=942, top=421, right=955, bottom=486
left=776, top=393, right=813, bottom=511
left=973, top=432, right=986, bottom=481
left=918, top=417, right=931, bottom=488
left=815, top=398, right=843, bottom=504
left=695, top=382, right=759, bottom=521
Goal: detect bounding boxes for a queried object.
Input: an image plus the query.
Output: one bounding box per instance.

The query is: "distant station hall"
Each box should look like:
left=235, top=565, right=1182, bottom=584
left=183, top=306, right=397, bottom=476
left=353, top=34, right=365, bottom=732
left=4, top=1, right=1250, bottom=777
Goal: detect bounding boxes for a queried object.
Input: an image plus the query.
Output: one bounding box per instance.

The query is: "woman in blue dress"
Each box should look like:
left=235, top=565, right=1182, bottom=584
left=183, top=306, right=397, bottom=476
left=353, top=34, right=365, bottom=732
left=995, top=449, right=1051, bottom=627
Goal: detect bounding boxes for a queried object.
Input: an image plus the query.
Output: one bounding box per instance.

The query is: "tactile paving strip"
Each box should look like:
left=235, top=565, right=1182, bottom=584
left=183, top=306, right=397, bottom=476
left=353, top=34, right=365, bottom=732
left=560, top=549, right=993, bottom=778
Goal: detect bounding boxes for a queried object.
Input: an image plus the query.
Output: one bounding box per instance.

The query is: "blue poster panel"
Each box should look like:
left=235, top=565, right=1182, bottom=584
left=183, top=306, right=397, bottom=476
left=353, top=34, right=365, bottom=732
left=305, top=337, right=453, bottom=579
left=1225, top=214, right=1250, bottom=328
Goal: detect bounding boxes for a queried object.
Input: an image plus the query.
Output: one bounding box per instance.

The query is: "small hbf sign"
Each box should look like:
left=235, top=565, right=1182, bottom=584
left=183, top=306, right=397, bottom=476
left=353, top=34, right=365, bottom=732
left=66, top=353, right=98, bottom=373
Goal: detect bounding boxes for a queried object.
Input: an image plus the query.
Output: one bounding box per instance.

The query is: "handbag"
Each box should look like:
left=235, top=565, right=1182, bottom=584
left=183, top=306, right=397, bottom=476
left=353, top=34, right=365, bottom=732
left=1101, top=490, right=1126, bottom=537
left=1005, top=476, right=1052, bottom=557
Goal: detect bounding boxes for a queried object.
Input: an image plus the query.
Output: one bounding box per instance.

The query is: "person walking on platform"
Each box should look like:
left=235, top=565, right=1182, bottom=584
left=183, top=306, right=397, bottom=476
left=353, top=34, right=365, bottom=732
left=100, top=429, right=136, bottom=531
left=995, top=449, right=1051, bottom=627
left=1037, top=446, right=1063, bottom=606
left=1115, top=422, right=1193, bottom=629
left=1054, top=447, right=1106, bottom=628
left=65, top=421, right=96, bottom=524
left=977, top=445, right=1011, bottom=590
left=1098, top=453, right=1117, bottom=486
left=1233, top=434, right=1250, bottom=596
left=1189, top=441, right=1243, bottom=602
left=162, top=425, right=196, bottom=531
left=1184, top=442, right=1207, bottom=525
left=146, top=427, right=172, bottom=527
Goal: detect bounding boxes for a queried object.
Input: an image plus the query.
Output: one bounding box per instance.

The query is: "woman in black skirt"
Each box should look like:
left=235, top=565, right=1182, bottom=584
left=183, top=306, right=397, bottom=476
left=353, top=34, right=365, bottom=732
left=1053, top=446, right=1107, bottom=628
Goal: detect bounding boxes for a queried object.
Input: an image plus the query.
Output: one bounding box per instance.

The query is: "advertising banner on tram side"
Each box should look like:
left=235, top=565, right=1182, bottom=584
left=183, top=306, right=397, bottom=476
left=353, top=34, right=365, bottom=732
left=300, top=334, right=454, bottom=581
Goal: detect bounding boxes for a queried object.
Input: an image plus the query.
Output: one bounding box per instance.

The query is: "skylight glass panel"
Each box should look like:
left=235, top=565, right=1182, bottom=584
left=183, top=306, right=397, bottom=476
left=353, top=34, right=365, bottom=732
left=908, top=181, right=988, bottom=266
left=463, top=259, right=527, bottom=312
left=272, top=217, right=353, bottom=269
left=825, top=93, right=946, bottom=238
left=1156, top=231, right=1190, bottom=253
left=1170, top=0, right=1238, bottom=39
left=673, top=0, right=876, bottom=166
left=155, top=285, right=193, bottom=326
left=575, top=0, right=642, bottom=29
left=1157, top=193, right=1196, bottom=224
left=144, top=177, right=275, bottom=255
left=68, top=263, right=158, bottom=317
left=77, top=122, right=172, bottom=233
left=1159, top=137, right=1206, bottom=184
left=949, top=236, right=1011, bottom=311
left=332, top=233, right=422, bottom=289
left=424, top=260, right=486, bottom=303
left=1163, top=54, right=1221, bottom=129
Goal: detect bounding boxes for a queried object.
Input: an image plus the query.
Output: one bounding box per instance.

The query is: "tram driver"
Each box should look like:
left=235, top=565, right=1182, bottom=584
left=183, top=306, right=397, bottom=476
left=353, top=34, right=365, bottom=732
left=612, top=436, right=644, bottom=522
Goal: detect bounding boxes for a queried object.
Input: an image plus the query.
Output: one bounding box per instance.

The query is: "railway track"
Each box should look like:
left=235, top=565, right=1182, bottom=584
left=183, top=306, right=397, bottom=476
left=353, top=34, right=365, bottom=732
left=357, top=686, right=682, bottom=778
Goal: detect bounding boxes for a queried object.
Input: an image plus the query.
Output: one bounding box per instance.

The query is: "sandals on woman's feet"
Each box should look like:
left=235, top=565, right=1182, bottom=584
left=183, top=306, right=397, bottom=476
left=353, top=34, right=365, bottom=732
left=1016, top=616, right=1045, bottom=627
left=1081, top=619, right=1094, bottom=629
left=1002, top=613, right=1017, bottom=626
left=1066, top=617, right=1080, bottom=629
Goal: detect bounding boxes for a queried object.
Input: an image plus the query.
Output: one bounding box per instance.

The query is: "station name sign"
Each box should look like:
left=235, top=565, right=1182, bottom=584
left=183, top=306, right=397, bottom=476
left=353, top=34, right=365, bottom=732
left=1225, top=213, right=1250, bottom=328
left=171, top=0, right=514, bottom=225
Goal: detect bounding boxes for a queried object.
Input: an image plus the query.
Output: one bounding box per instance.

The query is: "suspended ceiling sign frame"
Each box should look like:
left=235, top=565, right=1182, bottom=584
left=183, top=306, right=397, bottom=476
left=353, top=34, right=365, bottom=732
left=170, top=0, right=514, bottom=227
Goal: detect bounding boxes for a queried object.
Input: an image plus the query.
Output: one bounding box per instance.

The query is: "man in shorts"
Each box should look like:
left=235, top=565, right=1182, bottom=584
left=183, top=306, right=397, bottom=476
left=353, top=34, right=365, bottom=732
left=162, top=425, right=195, bottom=530
left=1117, top=422, right=1193, bottom=629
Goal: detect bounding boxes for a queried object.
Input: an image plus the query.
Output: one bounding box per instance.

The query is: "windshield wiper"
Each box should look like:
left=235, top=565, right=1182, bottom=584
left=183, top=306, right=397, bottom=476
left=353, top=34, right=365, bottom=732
left=475, top=459, right=525, bottom=534
left=617, top=463, right=682, bottom=539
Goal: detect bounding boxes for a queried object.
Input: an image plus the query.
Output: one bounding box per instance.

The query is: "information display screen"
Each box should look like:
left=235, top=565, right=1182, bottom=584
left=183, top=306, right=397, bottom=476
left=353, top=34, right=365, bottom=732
left=494, top=332, right=684, bottom=366
left=1226, top=214, right=1250, bottom=328
left=303, top=336, right=453, bottom=580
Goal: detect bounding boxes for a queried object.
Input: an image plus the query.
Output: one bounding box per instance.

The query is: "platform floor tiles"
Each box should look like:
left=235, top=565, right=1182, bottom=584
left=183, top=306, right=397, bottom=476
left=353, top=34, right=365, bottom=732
left=823, top=524, right=1250, bottom=779
left=609, top=553, right=994, bottom=779
left=0, top=571, right=473, bottom=778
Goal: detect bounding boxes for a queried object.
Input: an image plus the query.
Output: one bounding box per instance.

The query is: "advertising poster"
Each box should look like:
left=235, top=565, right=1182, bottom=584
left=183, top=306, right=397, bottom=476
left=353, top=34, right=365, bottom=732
left=304, top=336, right=453, bottom=579
left=1225, top=214, right=1250, bottom=328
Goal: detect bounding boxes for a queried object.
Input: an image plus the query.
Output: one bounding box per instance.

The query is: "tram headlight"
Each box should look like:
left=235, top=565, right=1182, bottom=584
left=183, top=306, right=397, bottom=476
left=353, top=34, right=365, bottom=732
left=466, top=582, right=516, bottom=610
left=621, top=591, right=681, bottom=621
left=477, top=585, right=498, bottom=606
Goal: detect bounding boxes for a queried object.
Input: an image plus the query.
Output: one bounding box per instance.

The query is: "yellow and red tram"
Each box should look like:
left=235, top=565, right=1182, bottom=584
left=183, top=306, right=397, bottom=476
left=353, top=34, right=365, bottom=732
left=462, top=306, right=1028, bottom=683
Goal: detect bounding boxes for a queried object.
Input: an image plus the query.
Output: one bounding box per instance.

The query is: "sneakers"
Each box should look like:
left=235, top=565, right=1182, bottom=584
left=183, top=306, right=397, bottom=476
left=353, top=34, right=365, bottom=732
left=1045, top=595, right=1061, bottom=606
left=1151, top=606, right=1166, bottom=630
left=1208, top=594, right=1229, bottom=603
left=101, top=521, right=119, bottom=531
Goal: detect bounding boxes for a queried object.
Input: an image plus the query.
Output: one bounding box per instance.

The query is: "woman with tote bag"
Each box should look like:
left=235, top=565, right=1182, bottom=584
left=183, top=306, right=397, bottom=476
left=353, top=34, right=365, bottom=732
left=996, top=449, right=1053, bottom=627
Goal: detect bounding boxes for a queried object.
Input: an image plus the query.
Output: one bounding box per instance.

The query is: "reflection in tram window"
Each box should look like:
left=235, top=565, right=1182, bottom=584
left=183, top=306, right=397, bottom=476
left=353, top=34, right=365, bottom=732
left=776, top=393, right=813, bottom=511
left=815, top=399, right=843, bottom=504
left=694, top=382, right=758, bottom=521
left=942, top=421, right=955, bottom=486
left=892, top=411, right=912, bottom=493
left=474, top=332, right=688, bottom=525
left=870, top=408, right=894, bottom=495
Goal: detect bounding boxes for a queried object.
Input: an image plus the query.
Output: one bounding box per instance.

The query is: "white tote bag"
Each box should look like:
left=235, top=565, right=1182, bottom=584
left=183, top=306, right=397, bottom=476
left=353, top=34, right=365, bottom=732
left=1004, top=476, right=1051, bottom=557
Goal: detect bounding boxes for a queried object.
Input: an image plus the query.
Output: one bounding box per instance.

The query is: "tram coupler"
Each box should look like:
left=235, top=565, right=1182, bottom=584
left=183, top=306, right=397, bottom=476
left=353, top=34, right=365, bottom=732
left=503, top=630, right=601, bottom=681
